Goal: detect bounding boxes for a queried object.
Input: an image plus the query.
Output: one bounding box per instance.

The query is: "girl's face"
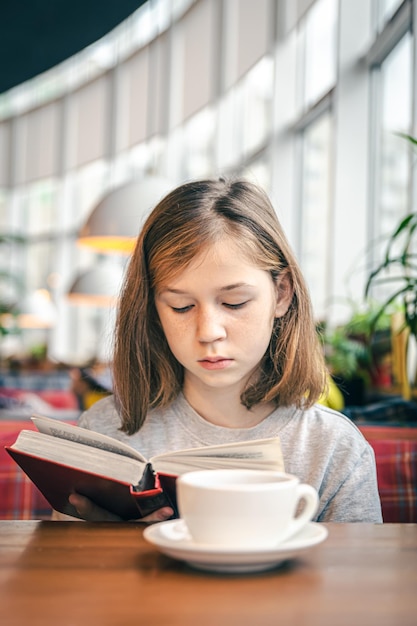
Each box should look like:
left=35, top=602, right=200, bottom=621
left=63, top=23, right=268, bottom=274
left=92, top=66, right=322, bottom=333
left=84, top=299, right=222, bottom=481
left=155, top=237, right=291, bottom=398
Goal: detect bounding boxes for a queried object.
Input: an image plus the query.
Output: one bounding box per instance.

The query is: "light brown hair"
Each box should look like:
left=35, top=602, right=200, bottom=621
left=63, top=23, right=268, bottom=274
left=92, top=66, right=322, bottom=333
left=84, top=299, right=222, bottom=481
left=113, top=178, right=326, bottom=434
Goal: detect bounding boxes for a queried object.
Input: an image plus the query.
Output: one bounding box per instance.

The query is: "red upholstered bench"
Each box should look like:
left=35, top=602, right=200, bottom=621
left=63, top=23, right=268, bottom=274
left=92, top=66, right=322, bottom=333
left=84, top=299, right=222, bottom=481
left=0, top=420, right=77, bottom=519
left=359, top=426, right=417, bottom=523
left=0, top=387, right=80, bottom=419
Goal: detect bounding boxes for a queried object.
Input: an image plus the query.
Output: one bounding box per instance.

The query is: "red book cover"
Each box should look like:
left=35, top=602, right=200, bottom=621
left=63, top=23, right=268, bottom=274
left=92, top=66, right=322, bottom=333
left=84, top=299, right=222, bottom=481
left=6, top=447, right=178, bottom=520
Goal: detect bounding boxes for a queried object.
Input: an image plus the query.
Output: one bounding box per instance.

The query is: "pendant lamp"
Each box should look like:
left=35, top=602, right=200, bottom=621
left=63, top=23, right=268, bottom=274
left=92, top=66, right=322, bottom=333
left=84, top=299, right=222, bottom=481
left=67, top=262, right=124, bottom=306
left=77, top=176, right=174, bottom=254
left=16, top=289, right=57, bottom=329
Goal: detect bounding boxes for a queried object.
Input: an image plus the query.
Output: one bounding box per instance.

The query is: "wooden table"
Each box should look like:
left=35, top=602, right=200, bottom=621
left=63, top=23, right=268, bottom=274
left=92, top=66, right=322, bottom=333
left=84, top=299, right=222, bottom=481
left=0, top=521, right=416, bottom=626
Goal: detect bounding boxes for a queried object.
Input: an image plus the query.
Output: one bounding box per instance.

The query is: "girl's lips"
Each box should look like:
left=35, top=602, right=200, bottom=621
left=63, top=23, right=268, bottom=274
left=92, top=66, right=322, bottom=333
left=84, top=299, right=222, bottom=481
left=198, top=358, right=233, bottom=370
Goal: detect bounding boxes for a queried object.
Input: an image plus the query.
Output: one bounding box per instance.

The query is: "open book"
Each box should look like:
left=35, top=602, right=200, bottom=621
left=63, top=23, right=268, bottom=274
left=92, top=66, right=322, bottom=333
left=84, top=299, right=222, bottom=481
left=6, top=414, right=284, bottom=520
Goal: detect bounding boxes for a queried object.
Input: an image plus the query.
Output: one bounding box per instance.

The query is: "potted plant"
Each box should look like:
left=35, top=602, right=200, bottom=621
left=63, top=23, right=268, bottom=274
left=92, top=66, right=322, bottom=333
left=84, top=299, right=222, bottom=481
left=365, top=134, right=417, bottom=339
left=365, top=210, right=417, bottom=335
left=320, top=301, right=393, bottom=405
left=364, top=133, right=417, bottom=397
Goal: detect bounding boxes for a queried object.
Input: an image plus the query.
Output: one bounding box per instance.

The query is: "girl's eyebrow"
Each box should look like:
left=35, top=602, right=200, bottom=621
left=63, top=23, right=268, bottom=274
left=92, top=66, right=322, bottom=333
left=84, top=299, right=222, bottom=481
left=220, top=283, right=254, bottom=292
left=161, top=283, right=254, bottom=295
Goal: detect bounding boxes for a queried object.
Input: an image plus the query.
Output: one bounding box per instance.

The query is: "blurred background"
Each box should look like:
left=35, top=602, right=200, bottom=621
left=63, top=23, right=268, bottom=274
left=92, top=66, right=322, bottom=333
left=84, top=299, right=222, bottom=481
left=2, top=0, right=417, bottom=524
left=0, top=0, right=415, bottom=393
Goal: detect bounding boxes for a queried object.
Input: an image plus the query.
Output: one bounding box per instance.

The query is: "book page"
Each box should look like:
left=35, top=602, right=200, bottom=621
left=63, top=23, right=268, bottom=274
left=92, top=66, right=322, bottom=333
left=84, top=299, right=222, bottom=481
left=31, top=414, right=147, bottom=462
left=11, top=430, right=146, bottom=484
left=152, top=437, right=284, bottom=475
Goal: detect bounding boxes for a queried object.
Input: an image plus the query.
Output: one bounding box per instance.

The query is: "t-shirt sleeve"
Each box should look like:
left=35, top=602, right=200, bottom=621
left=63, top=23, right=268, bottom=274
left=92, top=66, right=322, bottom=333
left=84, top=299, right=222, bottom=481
left=317, top=440, right=382, bottom=522
left=282, top=405, right=383, bottom=523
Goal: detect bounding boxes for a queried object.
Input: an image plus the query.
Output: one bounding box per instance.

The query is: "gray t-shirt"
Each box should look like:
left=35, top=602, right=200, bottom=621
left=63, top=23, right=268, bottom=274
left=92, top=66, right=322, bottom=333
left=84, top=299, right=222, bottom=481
left=78, top=393, right=382, bottom=523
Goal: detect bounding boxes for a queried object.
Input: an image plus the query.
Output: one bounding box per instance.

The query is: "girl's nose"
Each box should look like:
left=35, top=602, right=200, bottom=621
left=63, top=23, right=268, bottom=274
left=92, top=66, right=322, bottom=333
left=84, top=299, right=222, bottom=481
left=197, top=308, right=227, bottom=343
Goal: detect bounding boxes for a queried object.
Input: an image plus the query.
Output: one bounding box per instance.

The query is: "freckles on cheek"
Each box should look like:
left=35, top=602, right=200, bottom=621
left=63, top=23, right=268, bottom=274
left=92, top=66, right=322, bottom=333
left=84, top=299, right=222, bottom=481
left=247, top=308, right=276, bottom=330
left=160, top=316, right=187, bottom=343
left=238, top=314, right=274, bottom=345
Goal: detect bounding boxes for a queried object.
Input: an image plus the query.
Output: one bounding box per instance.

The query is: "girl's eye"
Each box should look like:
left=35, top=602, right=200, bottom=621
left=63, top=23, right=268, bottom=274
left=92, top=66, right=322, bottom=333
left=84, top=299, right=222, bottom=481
left=171, top=305, right=194, bottom=313
left=224, top=301, right=248, bottom=310
left=171, top=302, right=248, bottom=312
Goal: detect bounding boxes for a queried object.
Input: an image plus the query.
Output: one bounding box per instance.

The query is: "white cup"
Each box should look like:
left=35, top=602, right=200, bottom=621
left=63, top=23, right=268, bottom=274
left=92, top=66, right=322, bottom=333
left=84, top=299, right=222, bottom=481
left=176, top=469, right=319, bottom=549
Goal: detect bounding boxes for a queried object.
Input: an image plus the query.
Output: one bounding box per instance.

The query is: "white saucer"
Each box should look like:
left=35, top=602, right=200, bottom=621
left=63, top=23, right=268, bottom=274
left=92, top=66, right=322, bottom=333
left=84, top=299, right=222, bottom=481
left=143, top=519, right=328, bottom=573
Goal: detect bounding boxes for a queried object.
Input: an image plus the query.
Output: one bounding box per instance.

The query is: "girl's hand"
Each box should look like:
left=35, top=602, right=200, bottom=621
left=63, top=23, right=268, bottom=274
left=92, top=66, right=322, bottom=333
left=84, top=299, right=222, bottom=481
left=68, top=492, right=174, bottom=523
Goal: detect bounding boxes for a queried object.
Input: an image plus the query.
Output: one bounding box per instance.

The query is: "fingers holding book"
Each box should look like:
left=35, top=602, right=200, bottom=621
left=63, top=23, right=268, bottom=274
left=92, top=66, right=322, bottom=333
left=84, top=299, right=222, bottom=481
left=68, top=492, right=174, bottom=523
left=68, top=493, right=122, bottom=521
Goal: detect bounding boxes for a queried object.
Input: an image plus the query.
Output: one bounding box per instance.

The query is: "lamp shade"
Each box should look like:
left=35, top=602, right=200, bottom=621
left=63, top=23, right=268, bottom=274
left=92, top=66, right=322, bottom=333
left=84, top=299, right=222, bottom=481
left=78, top=176, right=174, bottom=254
left=67, top=263, right=124, bottom=306
left=16, top=289, right=57, bottom=329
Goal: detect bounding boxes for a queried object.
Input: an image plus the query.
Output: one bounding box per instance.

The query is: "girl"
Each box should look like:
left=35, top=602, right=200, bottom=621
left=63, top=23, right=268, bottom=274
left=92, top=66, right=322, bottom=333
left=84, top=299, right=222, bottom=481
left=68, top=178, right=382, bottom=523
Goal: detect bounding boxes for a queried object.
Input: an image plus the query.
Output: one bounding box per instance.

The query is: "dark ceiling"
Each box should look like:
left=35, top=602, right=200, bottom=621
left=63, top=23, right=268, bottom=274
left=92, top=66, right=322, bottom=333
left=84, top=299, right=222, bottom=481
left=0, top=0, right=148, bottom=94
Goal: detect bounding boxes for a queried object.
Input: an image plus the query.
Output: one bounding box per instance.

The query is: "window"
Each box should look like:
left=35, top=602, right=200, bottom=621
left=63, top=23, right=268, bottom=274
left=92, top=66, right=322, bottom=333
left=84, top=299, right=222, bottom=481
left=302, top=0, right=338, bottom=109
left=216, top=88, right=242, bottom=170
left=241, top=58, right=274, bottom=157
left=299, top=112, right=333, bottom=319
left=182, top=107, right=215, bottom=179
left=24, top=179, right=58, bottom=237
left=373, top=33, right=413, bottom=241
left=377, top=0, right=404, bottom=30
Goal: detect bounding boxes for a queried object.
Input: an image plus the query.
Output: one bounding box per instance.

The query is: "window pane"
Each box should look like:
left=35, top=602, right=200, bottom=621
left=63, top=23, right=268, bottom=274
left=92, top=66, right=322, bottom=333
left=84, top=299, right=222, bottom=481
left=26, top=242, right=56, bottom=290
left=182, top=107, right=215, bottom=179
left=300, top=112, right=332, bottom=319
left=376, top=33, right=412, bottom=240
left=303, top=0, right=338, bottom=108
left=216, top=89, right=243, bottom=170
left=0, top=189, right=8, bottom=230
left=242, top=58, right=273, bottom=157
left=24, top=180, right=59, bottom=236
